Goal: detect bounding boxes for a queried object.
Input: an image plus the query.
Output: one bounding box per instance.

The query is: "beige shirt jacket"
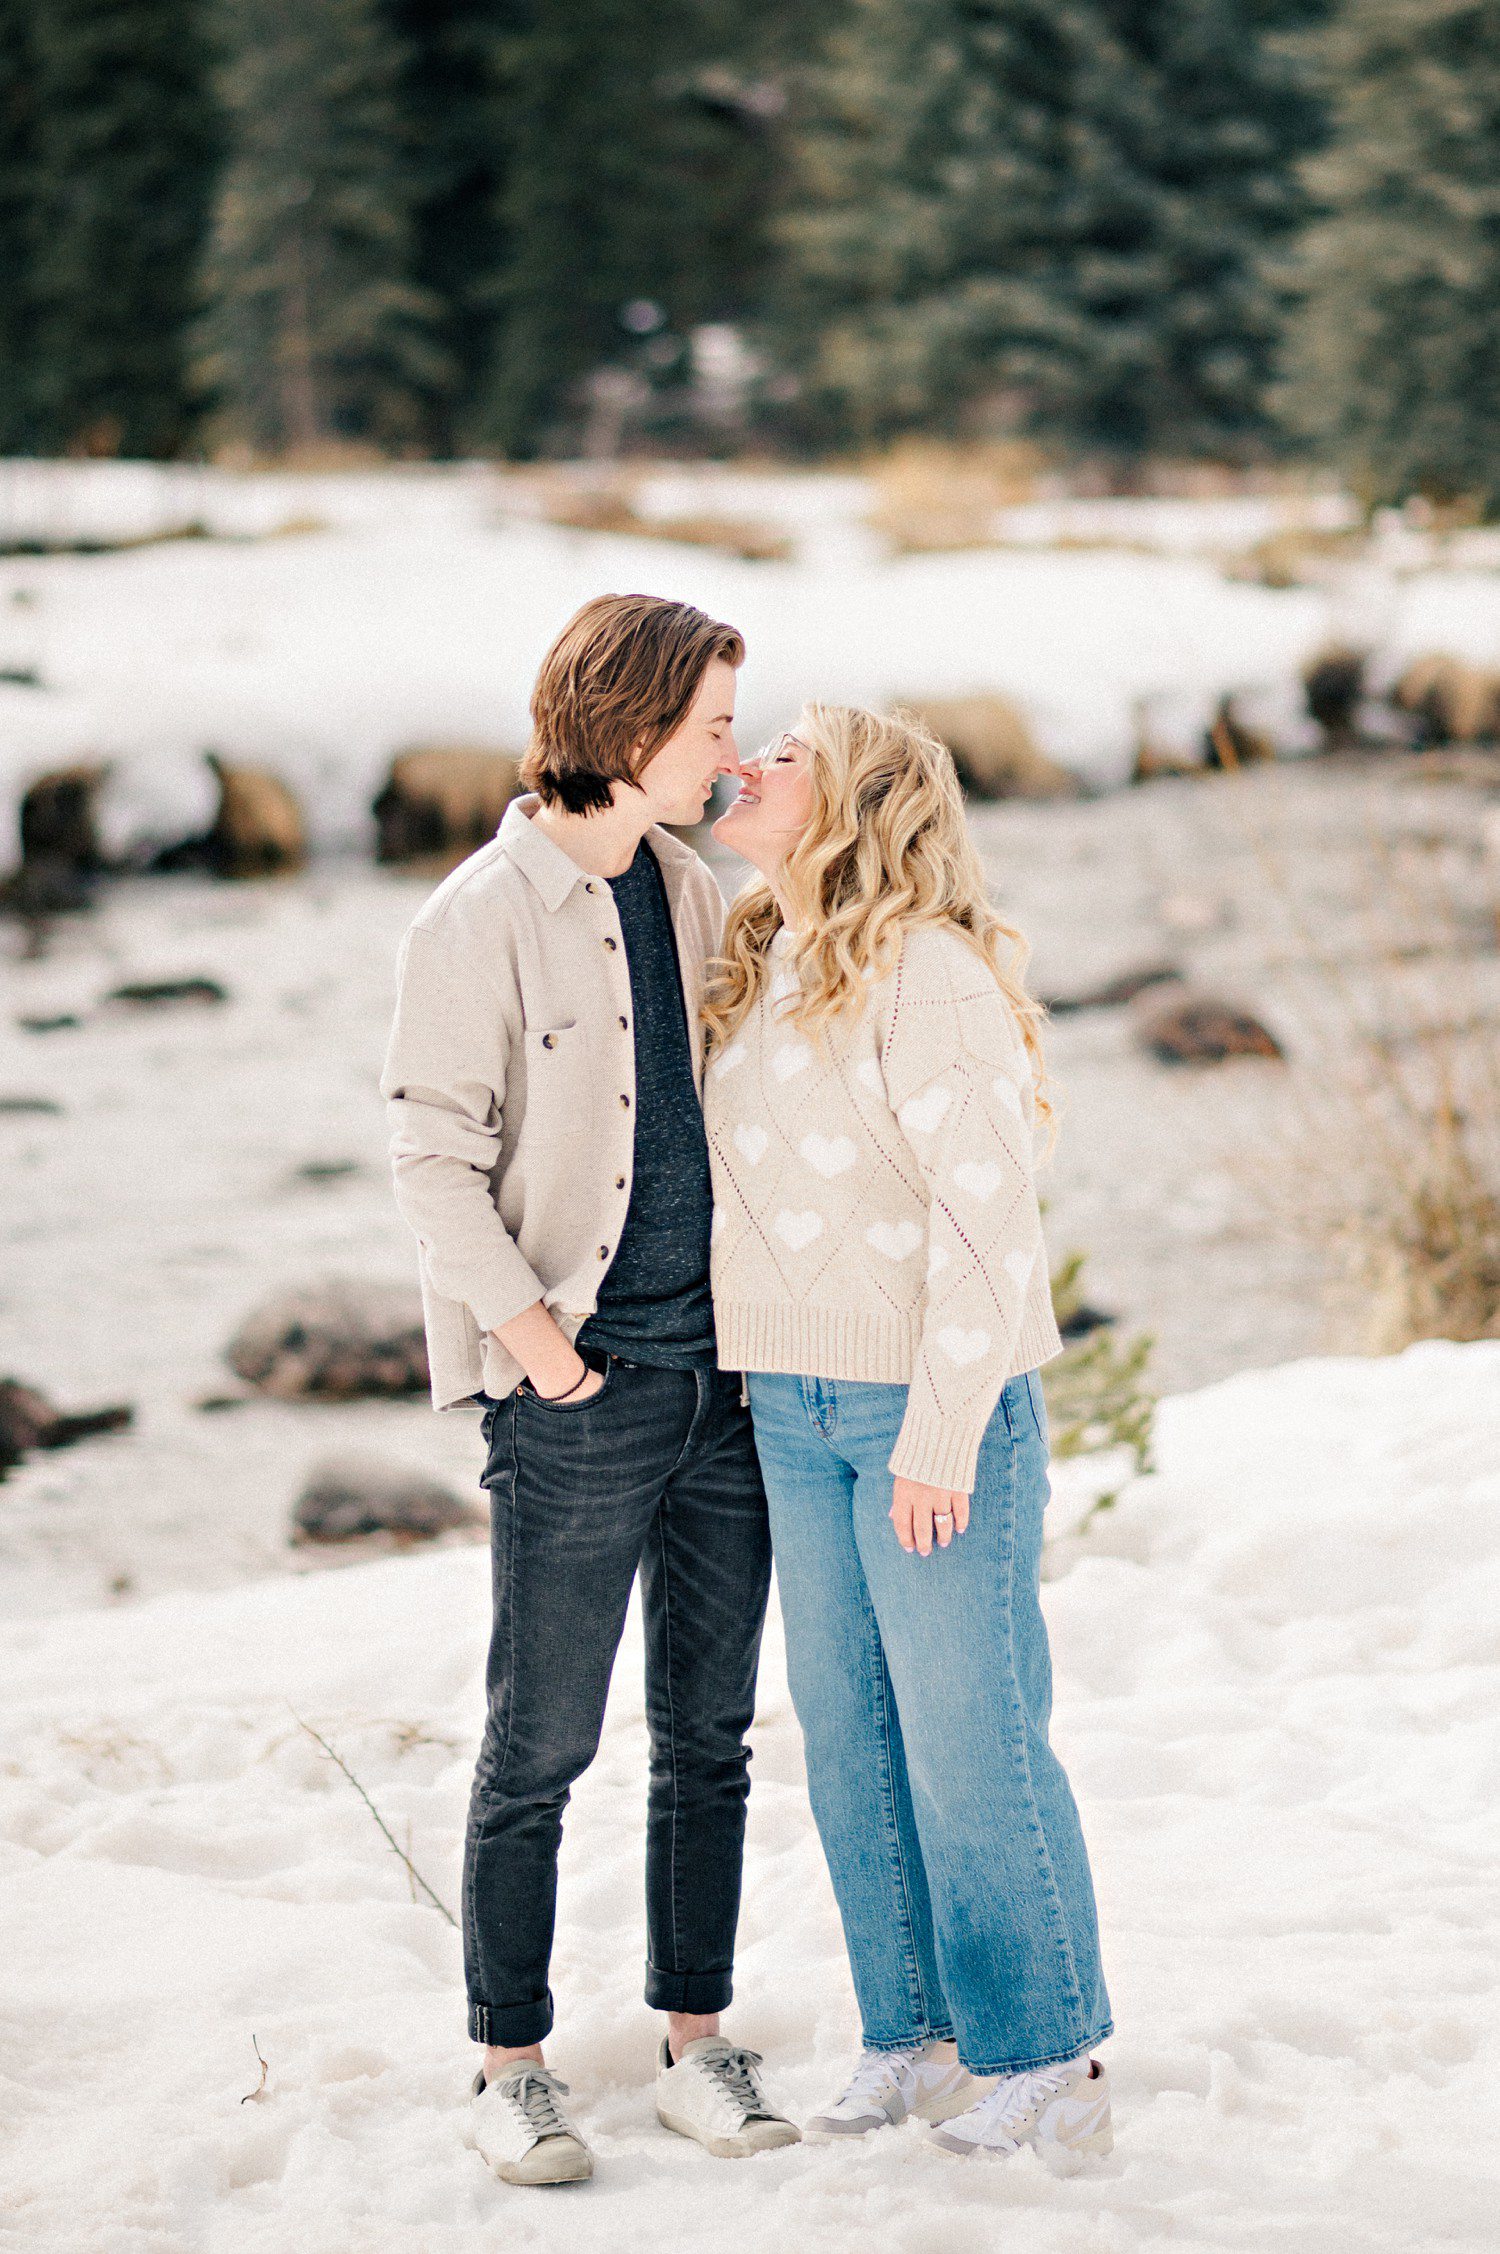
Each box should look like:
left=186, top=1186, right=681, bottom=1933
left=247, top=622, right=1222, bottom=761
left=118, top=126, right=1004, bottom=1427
left=380, top=796, right=725, bottom=1410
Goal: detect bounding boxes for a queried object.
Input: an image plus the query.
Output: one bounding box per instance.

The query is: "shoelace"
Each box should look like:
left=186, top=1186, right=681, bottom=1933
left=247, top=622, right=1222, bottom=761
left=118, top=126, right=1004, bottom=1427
left=831, top=2046, right=922, bottom=2113
left=688, top=2040, right=774, bottom=2122
left=966, top=2064, right=1077, bottom=2141
left=498, top=2066, right=574, bottom=2140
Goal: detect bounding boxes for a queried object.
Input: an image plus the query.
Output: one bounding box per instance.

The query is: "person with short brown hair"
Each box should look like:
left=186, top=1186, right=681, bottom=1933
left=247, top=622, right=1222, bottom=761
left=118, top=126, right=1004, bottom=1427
left=381, top=593, right=798, bottom=2185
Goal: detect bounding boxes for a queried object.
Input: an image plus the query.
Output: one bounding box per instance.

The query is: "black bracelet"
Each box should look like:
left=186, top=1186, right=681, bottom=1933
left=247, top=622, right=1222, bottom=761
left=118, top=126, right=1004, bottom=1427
left=531, top=1361, right=592, bottom=1404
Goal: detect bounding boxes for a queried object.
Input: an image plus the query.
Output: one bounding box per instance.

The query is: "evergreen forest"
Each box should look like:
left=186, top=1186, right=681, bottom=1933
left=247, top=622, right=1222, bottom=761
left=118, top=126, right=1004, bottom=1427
left=2, top=0, right=1498, bottom=505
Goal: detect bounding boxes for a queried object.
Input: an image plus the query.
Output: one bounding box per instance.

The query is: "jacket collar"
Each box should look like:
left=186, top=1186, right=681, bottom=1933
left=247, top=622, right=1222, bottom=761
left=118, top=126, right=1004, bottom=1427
left=498, top=793, right=702, bottom=913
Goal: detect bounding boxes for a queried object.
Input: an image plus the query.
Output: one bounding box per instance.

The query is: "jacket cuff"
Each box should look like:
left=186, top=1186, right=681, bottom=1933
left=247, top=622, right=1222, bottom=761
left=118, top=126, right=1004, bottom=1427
left=453, top=1246, right=547, bottom=1337
left=887, top=1404, right=991, bottom=1495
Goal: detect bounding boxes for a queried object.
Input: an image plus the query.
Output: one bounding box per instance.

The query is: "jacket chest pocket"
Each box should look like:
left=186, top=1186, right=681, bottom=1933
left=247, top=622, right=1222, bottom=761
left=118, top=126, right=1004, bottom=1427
left=523, top=1021, right=596, bottom=1141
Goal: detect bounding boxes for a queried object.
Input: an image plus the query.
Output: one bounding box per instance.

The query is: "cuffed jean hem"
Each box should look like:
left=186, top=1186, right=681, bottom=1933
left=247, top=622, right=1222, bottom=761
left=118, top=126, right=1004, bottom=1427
left=863, top=2022, right=956, bottom=2052
left=468, top=1994, right=553, bottom=2048
left=958, top=2018, right=1113, bottom=2078
left=644, top=1962, right=735, bottom=2015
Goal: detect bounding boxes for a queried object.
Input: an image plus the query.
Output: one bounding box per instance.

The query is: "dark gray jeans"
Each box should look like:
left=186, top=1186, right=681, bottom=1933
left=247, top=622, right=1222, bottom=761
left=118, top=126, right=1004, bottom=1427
left=464, top=1354, right=772, bottom=2047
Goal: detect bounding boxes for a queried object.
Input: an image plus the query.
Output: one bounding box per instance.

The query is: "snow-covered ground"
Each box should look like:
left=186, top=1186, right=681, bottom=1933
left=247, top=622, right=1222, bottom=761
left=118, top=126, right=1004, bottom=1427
left=2, top=752, right=1496, bottom=1613
left=5, top=458, right=1500, bottom=860
left=2, top=462, right=1498, bottom=2248
left=1, top=1339, right=1496, bottom=2252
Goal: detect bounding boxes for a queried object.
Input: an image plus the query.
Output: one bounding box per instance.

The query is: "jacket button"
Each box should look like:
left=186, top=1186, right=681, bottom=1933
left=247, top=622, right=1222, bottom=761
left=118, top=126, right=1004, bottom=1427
left=585, top=881, right=598, bottom=894
left=597, top=1244, right=609, bottom=1259
left=615, top=1175, right=626, bottom=1189
left=541, top=1033, right=555, bottom=1049
left=603, top=936, right=617, bottom=951
left=618, top=1015, right=628, bottom=1030
left=619, top=1092, right=630, bottom=1108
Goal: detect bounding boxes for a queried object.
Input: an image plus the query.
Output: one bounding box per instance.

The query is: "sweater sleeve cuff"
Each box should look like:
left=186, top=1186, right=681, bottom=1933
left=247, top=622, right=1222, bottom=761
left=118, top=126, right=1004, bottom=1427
left=887, top=1404, right=991, bottom=1494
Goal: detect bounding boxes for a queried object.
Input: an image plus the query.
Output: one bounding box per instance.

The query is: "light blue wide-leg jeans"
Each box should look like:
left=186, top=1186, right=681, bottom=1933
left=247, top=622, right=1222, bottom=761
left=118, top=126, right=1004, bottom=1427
left=749, top=1367, right=1112, bottom=2076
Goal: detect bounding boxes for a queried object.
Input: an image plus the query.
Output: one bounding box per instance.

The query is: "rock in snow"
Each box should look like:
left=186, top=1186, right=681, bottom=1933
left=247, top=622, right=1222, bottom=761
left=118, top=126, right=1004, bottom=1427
left=225, top=1280, right=429, bottom=1400
left=291, top=1454, right=481, bottom=1544
left=0, top=1340, right=1494, bottom=2251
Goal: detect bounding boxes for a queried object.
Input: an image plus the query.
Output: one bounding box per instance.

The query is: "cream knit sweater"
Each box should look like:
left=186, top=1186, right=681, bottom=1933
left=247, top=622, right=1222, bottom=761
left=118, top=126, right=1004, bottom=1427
left=705, top=922, right=1062, bottom=1493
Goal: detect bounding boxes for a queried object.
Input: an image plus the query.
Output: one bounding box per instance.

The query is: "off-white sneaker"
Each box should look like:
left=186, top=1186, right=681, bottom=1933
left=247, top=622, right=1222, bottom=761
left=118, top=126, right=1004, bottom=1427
left=655, top=2036, right=801, bottom=2157
left=470, top=2064, right=594, bottom=2185
left=806, top=2043, right=978, bottom=2139
left=929, top=2055, right=1112, bottom=2161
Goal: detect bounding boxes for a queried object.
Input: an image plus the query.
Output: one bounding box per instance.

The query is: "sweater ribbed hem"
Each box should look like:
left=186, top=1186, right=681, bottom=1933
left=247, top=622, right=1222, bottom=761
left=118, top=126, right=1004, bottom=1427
left=718, top=1299, right=1065, bottom=1492
left=715, top=1303, right=924, bottom=1383
left=715, top=1302, right=1064, bottom=1390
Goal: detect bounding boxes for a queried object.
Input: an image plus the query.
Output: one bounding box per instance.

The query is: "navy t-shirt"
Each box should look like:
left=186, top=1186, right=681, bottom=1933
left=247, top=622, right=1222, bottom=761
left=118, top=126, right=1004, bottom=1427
left=576, top=844, right=717, bottom=1367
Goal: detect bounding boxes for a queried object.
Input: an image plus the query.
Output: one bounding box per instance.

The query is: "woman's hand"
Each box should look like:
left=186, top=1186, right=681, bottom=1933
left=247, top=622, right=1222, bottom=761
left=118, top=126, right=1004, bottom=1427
left=890, top=1476, right=970, bottom=1556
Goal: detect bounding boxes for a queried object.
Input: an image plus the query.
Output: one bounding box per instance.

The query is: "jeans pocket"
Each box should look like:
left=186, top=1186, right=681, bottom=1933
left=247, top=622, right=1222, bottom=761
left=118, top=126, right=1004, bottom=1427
left=518, top=1358, right=618, bottom=1415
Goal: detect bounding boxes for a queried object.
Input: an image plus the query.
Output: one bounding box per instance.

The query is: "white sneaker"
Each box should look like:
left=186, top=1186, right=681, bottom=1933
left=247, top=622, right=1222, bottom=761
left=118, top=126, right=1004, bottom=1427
left=470, top=2064, right=594, bottom=2185
left=805, top=2043, right=978, bottom=2139
left=929, top=2055, right=1112, bottom=2161
left=655, top=2036, right=801, bottom=2157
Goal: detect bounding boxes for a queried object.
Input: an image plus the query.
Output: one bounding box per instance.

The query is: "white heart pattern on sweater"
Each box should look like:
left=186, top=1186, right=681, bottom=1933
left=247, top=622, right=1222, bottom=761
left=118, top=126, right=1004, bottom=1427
left=772, top=1042, right=813, bottom=1083
left=898, top=1083, right=952, bottom=1136
left=937, top=1324, right=991, bottom=1366
left=774, top=1209, right=824, bottom=1251
left=710, top=1042, right=745, bottom=1079
left=927, top=1240, right=951, bottom=1278
left=855, top=1056, right=884, bottom=1094
left=710, top=1207, right=725, bottom=1241
left=733, top=1123, right=769, bottom=1164
left=801, top=1132, right=857, bottom=1177
left=991, top=1073, right=1024, bottom=1118
left=953, top=1161, right=1004, bottom=1201
left=1003, top=1247, right=1035, bottom=1287
left=866, top=1220, right=922, bottom=1262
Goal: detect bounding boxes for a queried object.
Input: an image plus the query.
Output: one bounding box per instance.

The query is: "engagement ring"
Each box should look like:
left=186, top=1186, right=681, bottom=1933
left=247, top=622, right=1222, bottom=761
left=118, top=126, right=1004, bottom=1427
left=934, top=1512, right=954, bottom=1530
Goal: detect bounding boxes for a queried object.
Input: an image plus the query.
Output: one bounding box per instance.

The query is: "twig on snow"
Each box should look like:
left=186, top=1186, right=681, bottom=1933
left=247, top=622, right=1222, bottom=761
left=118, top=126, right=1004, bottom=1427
left=291, top=1710, right=458, bottom=1928
left=241, top=2034, right=269, bottom=2104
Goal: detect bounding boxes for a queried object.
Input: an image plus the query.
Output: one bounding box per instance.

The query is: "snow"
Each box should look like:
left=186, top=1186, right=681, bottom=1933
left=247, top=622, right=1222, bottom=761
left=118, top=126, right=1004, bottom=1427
left=6, top=458, right=1498, bottom=861
left=1, top=1338, right=1496, bottom=2250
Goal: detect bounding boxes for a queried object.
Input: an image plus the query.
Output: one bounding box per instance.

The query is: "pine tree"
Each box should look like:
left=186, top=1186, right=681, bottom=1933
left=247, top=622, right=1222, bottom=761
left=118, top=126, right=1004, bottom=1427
left=196, top=0, right=447, bottom=454
left=18, top=0, right=216, bottom=457
left=481, top=0, right=794, bottom=455
left=1286, top=0, right=1500, bottom=508
left=771, top=0, right=1100, bottom=446
left=1065, top=0, right=1329, bottom=455
left=385, top=0, right=511, bottom=455
left=0, top=0, right=41, bottom=450
left=771, top=0, right=1327, bottom=457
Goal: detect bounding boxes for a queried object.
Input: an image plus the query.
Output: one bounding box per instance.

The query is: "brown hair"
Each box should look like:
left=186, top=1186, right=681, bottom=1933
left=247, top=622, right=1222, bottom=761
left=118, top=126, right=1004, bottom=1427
left=522, top=594, right=744, bottom=815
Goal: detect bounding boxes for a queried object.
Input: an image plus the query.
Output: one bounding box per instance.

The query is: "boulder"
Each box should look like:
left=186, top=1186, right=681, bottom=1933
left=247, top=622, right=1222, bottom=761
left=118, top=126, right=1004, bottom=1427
left=1, top=762, right=110, bottom=916
left=1391, top=653, right=1500, bottom=746
left=373, top=746, right=523, bottom=868
left=900, top=697, right=1081, bottom=801
left=1137, top=996, right=1285, bottom=1065
left=1303, top=645, right=1367, bottom=740
left=291, top=1453, right=481, bottom=1544
left=0, top=1378, right=133, bottom=1479
left=154, top=753, right=306, bottom=877
left=225, top=1279, right=429, bottom=1400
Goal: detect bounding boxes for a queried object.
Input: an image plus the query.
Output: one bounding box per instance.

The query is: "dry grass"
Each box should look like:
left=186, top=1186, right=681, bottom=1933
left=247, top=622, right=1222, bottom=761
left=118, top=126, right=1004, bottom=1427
left=528, top=477, right=792, bottom=561
left=1256, top=824, right=1500, bottom=1351
left=864, top=439, right=1047, bottom=554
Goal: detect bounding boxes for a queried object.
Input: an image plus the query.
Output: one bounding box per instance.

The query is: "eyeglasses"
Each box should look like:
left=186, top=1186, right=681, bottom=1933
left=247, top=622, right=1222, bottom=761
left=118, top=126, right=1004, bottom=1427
left=744, top=731, right=809, bottom=773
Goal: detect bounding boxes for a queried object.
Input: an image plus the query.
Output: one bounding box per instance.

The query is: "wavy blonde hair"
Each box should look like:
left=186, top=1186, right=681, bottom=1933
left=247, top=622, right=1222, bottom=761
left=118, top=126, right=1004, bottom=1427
left=702, top=703, right=1054, bottom=1138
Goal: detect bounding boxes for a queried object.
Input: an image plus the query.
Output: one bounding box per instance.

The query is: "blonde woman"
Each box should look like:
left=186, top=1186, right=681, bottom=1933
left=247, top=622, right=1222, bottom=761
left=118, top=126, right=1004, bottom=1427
left=703, top=706, right=1112, bottom=2161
